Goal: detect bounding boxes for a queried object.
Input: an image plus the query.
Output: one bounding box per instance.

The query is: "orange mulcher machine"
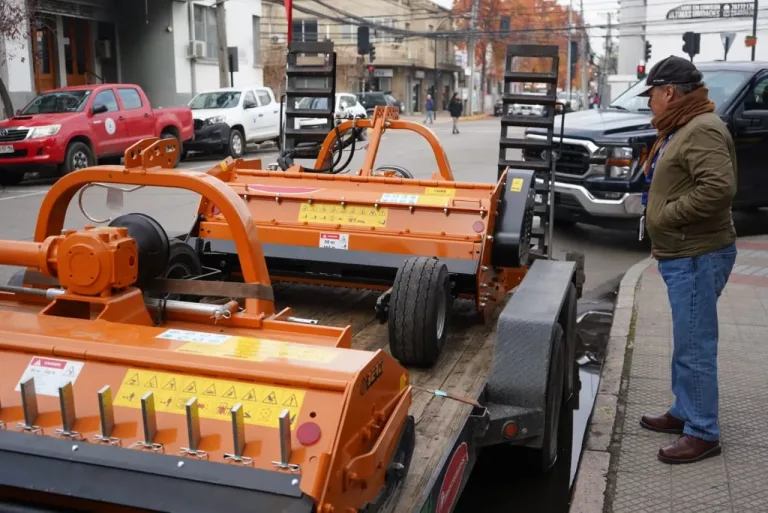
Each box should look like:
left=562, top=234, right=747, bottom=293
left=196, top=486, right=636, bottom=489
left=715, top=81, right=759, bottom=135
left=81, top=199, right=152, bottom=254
left=0, top=139, right=414, bottom=513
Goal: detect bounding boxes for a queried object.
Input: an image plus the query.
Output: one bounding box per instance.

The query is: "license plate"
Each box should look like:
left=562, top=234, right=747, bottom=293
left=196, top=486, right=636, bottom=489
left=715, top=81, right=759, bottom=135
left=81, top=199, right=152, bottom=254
left=0, top=145, right=13, bottom=154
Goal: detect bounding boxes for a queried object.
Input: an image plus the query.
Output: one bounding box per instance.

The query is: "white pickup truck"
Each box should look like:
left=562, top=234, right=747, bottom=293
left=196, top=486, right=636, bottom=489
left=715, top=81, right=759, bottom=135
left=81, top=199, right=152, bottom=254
left=290, top=93, right=369, bottom=141
left=185, top=86, right=280, bottom=159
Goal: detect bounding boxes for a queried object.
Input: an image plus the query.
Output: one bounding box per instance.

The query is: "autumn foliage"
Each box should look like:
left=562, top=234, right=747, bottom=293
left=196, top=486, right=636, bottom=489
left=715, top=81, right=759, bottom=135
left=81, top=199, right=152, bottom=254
left=452, top=0, right=589, bottom=90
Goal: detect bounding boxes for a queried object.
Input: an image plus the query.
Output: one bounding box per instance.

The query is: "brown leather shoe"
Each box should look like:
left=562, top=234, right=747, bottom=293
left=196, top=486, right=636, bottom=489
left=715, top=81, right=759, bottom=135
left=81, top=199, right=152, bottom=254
left=640, top=411, right=685, bottom=434
left=658, top=435, right=721, bottom=464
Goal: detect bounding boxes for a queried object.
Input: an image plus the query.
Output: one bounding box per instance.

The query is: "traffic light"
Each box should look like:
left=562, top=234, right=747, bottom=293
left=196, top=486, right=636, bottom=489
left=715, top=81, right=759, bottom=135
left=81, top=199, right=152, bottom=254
left=569, top=41, right=578, bottom=68
left=644, top=41, right=652, bottom=62
left=637, top=63, right=646, bottom=80
left=357, top=26, right=370, bottom=55
left=682, top=31, right=700, bottom=61
left=367, top=65, right=374, bottom=74
left=369, top=45, right=376, bottom=63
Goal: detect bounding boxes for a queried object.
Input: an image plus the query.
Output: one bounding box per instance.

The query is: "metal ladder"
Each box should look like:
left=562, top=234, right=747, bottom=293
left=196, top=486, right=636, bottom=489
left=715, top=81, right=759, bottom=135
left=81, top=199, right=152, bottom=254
left=282, top=41, right=337, bottom=160
left=497, top=44, right=561, bottom=260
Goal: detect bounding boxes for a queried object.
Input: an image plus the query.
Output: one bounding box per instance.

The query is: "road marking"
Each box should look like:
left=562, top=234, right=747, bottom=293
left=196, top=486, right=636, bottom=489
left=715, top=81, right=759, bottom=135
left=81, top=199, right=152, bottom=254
left=0, top=190, right=49, bottom=201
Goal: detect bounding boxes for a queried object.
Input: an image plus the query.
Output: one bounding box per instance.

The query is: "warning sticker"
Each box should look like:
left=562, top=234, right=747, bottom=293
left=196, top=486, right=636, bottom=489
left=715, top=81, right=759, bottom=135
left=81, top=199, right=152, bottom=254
left=424, top=187, right=456, bottom=197
left=175, top=336, right=338, bottom=364
left=510, top=178, right=524, bottom=192
left=380, top=193, right=420, bottom=205
left=115, top=369, right=305, bottom=428
left=320, top=232, right=350, bottom=250
left=298, top=202, right=388, bottom=228
left=156, top=329, right=231, bottom=345
left=15, top=357, right=85, bottom=397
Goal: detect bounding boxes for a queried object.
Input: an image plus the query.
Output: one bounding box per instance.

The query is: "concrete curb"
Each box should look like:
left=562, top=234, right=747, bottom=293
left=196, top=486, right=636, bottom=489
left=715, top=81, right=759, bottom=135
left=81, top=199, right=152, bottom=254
left=569, top=256, right=655, bottom=513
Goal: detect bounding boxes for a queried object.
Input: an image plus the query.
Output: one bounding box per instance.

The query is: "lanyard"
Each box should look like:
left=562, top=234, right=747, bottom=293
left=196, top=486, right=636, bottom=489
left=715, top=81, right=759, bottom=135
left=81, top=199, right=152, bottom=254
left=641, top=133, right=675, bottom=206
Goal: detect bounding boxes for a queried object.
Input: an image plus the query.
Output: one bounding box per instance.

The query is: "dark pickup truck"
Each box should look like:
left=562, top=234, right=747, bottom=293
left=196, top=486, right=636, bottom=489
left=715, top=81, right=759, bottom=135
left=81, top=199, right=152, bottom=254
left=523, top=61, right=768, bottom=229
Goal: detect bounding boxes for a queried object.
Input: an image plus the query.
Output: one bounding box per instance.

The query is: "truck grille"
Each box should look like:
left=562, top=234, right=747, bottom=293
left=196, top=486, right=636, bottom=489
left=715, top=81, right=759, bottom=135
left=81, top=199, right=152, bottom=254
left=524, top=140, right=591, bottom=176
left=0, top=128, right=29, bottom=142
left=194, top=119, right=204, bottom=130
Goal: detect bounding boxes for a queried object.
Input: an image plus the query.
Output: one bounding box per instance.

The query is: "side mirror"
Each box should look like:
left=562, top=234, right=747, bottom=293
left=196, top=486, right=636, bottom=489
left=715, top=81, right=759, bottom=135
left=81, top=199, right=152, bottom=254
left=91, top=104, right=108, bottom=115
left=15, top=109, right=21, bottom=116
left=244, top=101, right=257, bottom=109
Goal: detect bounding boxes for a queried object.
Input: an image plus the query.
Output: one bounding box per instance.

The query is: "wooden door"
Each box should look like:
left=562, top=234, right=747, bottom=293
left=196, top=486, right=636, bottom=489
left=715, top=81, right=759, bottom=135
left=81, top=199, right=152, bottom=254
left=32, top=26, right=56, bottom=92
left=64, top=18, right=92, bottom=86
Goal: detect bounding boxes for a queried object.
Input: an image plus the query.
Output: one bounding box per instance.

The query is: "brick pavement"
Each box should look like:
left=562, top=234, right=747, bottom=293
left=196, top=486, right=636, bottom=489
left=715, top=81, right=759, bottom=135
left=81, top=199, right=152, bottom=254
left=603, top=238, right=768, bottom=513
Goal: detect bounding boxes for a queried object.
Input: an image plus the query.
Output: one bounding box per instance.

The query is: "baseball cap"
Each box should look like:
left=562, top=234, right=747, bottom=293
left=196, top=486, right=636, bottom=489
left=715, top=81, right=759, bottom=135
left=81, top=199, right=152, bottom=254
left=635, top=55, right=703, bottom=97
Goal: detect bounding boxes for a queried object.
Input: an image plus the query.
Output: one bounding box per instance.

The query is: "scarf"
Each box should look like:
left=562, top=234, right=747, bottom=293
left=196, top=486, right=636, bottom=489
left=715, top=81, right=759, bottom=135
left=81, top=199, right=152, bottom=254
left=644, top=87, right=715, bottom=175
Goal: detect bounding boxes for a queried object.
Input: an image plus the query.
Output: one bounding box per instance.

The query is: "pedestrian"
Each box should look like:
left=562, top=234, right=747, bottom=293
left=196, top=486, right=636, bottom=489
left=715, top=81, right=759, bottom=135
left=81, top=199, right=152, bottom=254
left=637, top=55, right=738, bottom=464
left=424, top=94, right=435, bottom=124
left=448, top=93, right=462, bottom=134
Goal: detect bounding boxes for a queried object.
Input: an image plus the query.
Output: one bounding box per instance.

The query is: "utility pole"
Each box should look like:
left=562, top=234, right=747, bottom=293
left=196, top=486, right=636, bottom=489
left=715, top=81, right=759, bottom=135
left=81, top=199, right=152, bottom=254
left=215, top=0, right=230, bottom=88
left=600, top=13, right=612, bottom=108
left=566, top=0, right=573, bottom=97
left=581, top=0, right=588, bottom=110
left=751, top=0, right=757, bottom=61
left=468, top=0, right=479, bottom=115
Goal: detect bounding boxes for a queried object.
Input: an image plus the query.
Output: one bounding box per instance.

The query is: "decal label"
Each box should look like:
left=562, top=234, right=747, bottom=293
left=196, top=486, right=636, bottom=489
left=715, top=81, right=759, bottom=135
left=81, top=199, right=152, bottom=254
left=157, top=328, right=231, bottom=345
left=115, top=369, right=304, bottom=428
left=15, top=357, right=84, bottom=397
left=174, top=336, right=338, bottom=364
left=360, top=359, right=383, bottom=395
left=298, top=202, right=388, bottom=227
left=424, top=187, right=456, bottom=197
left=105, top=117, right=116, bottom=135
left=510, top=178, right=524, bottom=192
left=437, top=442, right=469, bottom=513
left=380, top=193, right=420, bottom=205
left=319, top=232, right=350, bottom=250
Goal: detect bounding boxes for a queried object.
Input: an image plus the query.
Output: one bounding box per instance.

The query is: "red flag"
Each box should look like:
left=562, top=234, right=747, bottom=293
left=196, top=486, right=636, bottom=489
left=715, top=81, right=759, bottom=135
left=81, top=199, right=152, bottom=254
left=285, top=0, right=293, bottom=44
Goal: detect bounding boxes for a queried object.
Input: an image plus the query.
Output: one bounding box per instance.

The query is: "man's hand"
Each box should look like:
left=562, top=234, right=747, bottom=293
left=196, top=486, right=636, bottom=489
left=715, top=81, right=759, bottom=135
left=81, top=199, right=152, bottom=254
left=659, top=124, right=736, bottom=228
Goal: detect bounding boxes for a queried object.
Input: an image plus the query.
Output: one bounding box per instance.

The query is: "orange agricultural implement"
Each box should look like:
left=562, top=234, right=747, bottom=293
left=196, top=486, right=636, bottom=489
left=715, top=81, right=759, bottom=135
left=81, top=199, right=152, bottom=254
left=170, top=104, right=543, bottom=367
left=0, top=139, right=415, bottom=513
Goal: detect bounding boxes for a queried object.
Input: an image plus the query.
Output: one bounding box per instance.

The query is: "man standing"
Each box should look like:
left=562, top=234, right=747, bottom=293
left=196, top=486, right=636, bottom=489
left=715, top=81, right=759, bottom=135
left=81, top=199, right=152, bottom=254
left=424, top=94, right=435, bottom=124
left=637, top=56, right=738, bottom=464
left=448, top=93, right=462, bottom=134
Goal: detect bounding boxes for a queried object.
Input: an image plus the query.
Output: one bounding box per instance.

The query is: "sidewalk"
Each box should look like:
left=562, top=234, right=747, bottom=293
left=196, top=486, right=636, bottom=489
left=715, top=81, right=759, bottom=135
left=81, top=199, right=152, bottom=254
left=571, top=235, right=768, bottom=513
left=396, top=113, right=492, bottom=123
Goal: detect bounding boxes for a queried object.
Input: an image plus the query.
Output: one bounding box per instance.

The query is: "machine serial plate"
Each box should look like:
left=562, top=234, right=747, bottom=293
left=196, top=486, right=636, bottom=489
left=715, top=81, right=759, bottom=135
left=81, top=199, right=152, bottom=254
left=114, top=369, right=305, bottom=428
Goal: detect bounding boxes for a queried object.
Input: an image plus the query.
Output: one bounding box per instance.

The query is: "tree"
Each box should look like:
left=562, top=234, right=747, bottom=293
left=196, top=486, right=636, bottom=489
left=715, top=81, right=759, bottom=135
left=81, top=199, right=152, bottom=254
left=0, top=0, right=36, bottom=119
left=452, top=0, right=588, bottom=91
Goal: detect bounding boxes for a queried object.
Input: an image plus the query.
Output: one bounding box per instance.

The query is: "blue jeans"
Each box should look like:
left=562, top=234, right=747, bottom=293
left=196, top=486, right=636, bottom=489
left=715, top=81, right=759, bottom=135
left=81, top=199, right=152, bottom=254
left=657, top=242, right=737, bottom=441
left=424, top=110, right=434, bottom=123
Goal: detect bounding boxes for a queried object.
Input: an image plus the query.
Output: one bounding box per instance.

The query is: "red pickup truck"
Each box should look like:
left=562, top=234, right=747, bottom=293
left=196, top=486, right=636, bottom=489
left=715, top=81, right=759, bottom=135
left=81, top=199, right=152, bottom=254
left=0, top=84, right=194, bottom=185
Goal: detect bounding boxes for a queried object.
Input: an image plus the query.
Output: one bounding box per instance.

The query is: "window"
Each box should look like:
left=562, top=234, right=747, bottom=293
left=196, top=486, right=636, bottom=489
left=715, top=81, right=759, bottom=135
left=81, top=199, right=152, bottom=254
left=93, top=89, right=119, bottom=112
left=118, top=88, right=143, bottom=110
left=429, top=24, right=435, bottom=50
left=292, top=19, right=318, bottom=42
left=252, top=15, right=261, bottom=66
left=189, top=91, right=242, bottom=109
left=194, top=4, right=219, bottom=59
left=745, top=76, right=768, bottom=110
left=369, top=18, right=395, bottom=43
left=243, top=90, right=257, bottom=107
left=345, top=24, right=357, bottom=41
left=256, top=90, right=272, bottom=106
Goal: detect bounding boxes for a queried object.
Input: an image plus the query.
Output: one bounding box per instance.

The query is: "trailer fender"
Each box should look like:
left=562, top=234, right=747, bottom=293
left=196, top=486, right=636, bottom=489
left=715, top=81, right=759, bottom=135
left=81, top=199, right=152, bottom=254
left=484, top=259, right=576, bottom=443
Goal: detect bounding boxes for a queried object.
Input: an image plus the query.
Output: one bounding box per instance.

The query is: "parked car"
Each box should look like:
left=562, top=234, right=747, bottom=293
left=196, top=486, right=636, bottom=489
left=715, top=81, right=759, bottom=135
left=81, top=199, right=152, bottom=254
left=523, top=61, right=768, bottom=229
left=511, top=92, right=548, bottom=117
left=494, top=98, right=504, bottom=116
left=356, top=92, right=401, bottom=115
left=0, top=84, right=193, bottom=185
left=185, top=86, right=280, bottom=159
left=294, top=93, right=368, bottom=141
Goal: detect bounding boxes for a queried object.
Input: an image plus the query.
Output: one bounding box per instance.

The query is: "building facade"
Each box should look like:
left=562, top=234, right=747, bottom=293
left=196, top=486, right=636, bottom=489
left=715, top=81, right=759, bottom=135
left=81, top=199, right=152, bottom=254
left=260, top=0, right=462, bottom=114
left=1, top=0, right=265, bottom=114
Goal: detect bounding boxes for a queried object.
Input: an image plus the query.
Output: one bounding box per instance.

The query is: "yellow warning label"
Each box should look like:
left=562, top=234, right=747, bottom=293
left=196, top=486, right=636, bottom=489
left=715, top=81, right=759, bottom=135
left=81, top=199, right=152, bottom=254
left=298, top=202, right=388, bottom=228
left=175, top=336, right=338, bottom=363
left=416, top=195, right=452, bottom=207
left=399, top=373, right=408, bottom=391
left=424, top=187, right=456, bottom=197
left=510, top=178, right=524, bottom=192
left=115, top=369, right=305, bottom=429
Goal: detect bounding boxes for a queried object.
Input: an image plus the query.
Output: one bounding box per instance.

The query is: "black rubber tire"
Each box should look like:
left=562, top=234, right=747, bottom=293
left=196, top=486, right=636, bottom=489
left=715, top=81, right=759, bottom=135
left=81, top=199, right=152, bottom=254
left=227, top=128, right=245, bottom=159
left=388, top=256, right=451, bottom=367
left=160, top=131, right=181, bottom=167
left=0, top=169, right=25, bottom=186
left=374, top=165, right=414, bottom=179
left=533, top=323, right=566, bottom=473
left=356, top=127, right=368, bottom=141
left=160, top=240, right=203, bottom=301
left=61, top=141, right=95, bottom=175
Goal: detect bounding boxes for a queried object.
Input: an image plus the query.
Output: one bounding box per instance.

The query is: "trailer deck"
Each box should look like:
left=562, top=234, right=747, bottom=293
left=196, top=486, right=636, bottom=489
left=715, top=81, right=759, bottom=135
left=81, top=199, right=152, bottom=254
left=273, top=282, right=502, bottom=512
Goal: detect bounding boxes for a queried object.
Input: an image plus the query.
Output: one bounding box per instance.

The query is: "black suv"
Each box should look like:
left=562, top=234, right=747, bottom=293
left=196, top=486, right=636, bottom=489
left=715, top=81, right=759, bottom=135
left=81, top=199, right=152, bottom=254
left=356, top=92, right=402, bottom=115
left=524, top=61, right=768, bottom=229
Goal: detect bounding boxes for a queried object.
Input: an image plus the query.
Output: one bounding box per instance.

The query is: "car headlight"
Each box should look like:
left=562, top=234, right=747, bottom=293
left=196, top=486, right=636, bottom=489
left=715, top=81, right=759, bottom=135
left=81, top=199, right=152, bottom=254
left=28, top=124, right=61, bottom=139
left=592, top=146, right=634, bottom=179
left=205, top=115, right=226, bottom=126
